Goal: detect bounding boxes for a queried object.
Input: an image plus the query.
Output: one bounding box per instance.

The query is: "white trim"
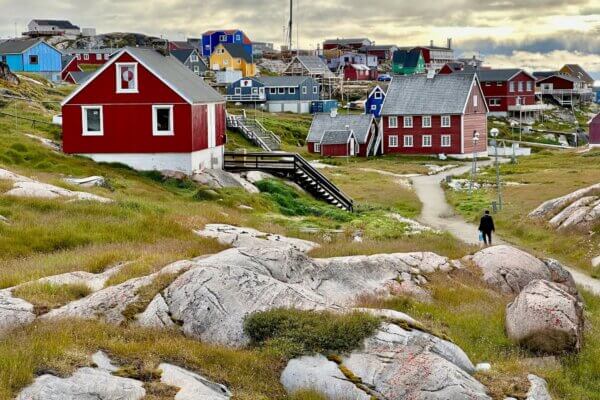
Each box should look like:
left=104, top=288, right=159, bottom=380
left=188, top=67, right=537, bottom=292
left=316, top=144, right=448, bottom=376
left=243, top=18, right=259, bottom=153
left=403, top=116, right=413, bottom=128
left=422, top=134, right=432, bottom=147
left=441, top=115, right=451, bottom=127
left=81, top=106, right=103, bottom=136
left=314, top=143, right=321, bottom=153
left=441, top=134, right=451, bottom=147
left=460, top=115, right=464, bottom=153
left=152, top=105, right=174, bottom=136
left=388, top=116, right=398, bottom=128
left=403, top=135, right=413, bottom=147
left=422, top=115, right=432, bottom=128
left=388, top=135, right=398, bottom=147
left=116, top=62, right=139, bottom=94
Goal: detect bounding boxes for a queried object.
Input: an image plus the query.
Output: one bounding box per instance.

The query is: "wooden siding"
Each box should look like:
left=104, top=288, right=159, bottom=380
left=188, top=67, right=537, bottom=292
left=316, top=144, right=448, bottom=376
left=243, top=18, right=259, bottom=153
left=383, top=115, right=462, bottom=155
left=462, top=113, right=488, bottom=153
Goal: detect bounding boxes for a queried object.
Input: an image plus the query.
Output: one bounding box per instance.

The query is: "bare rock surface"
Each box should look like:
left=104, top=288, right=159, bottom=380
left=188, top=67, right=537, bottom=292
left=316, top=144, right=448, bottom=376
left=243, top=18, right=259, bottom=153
left=529, top=183, right=600, bottom=219
left=281, top=323, right=488, bottom=400
left=162, top=246, right=457, bottom=346
left=136, top=294, right=176, bottom=328
left=0, top=168, right=112, bottom=203
left=63, top=176, right=107, bottom=188
left=0, top=289, right=36, bottom=333
left=195, top=224, right=319, bottom=252
left=92, top=351, right=119, bottom=372
left=15, top=367, right=146, bottom=400
left=25, top=134, right=61, bottom=152
left=506, top=280, right=583, bottom=353
left=191, top=169, right=258, bottom=193
left=526, top=374, right=552, bottom=400
left=159, top=363, right=232, bottom=400
left=243, top=170, right=276, bottom=184
left=469, top=245, right=576, bottom=295
left=23, top=262, right=126, bottom=292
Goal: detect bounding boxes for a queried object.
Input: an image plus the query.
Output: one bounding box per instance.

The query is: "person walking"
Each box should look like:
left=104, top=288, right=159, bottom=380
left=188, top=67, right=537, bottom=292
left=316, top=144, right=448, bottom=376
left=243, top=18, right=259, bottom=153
left=478, top=210, right=495, bottom=246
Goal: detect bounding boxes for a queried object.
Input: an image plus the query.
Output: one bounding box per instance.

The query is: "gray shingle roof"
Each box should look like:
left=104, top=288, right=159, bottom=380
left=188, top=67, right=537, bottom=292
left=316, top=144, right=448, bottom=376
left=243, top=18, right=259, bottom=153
left=68, top=71, right=93, bottom=84
left=324, top=38, right=371, bottom=45
left=320, top=130, right=354, bottom=145
left=32, top=19, right=79, bottom=30
left=0, top=38, right=42, bottom=54
left=126, top=47, right=223, bottom=103
left=563, top=64, right=594, bottom=84
left=533, top=71, right=559, bottom=80
left=461, top=67, right=526, bottom=82
left=62, top=48, right=118, bottom=55
left=255, top=76, right=312, bottom=87
left=221, top=43, right=252, bottom=63
left=307, top=113, right=374, bottom=144
left=381, top=73, right=476, bottom=116
left=295, top=56, right=330, bottom=74
left=61, top=54, right=75, bottom=69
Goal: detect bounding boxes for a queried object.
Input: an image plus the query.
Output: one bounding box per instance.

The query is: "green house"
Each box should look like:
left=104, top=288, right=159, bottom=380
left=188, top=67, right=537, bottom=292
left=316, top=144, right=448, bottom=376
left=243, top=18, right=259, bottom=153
left=392, top=49, right=425, bottom=75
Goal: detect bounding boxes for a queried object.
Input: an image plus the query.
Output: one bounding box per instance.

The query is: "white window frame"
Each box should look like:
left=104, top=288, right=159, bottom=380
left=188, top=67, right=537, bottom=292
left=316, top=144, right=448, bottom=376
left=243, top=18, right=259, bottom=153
left=104, top=53, right=110, bottom=60
left=441, top=135, right=451, bottom=147
left=314, top=143, right=321, bottom=153
left=388, top=116, right=398, bottom=128
left=302, top=86, right=307, bottom=94
left=76, top=54, right=81, bottom=60
left=403, top=135, right=413, bottom=147
left=81, top=106, right=104, bottom=136
left=152, top=105, right=174, bottom=136
left=509, top=81, right=515, bottom=92
left=371, top=105, right=377, bottom=111
left=219, top=34, right=227, bottom=42
left=422, top=135, right=432, bottom=147
left=190, top=54, right=199, bottom=62
left=270, top=87, right=277, bottom=95
left=236, top=34, right=241, bottom=41
left=83, top=54, right=89, bottom=60
left=374, top=91, right=382, bottom=99
left=278, top=87, right=285, bottom=94
left=234, top=87, right=242, bottom=95
left=312, top=86, right=318, bottom=94
left=422, top=115, right=432, bottom=128
left=403, top=116, right=413, bottom=128
left=526, top=81, right=532, bottom=91
left=441, top=115, right=451, bottom=127
left=193, top=66, right=200, bottom=75
left=489, top=98, right=501, bottom=106
left=96, top=53, right=102, bottom=60
left=116, top=62, right=139, bottom=94
left=289, top=87, right=296, bottom=94
left=388, top=135, right=399, bottom=147
left=518, top=81, right=523, bottom=92
left=473, top=95, right=478, bottom=107
left=496, top=81, right=502, bottom=86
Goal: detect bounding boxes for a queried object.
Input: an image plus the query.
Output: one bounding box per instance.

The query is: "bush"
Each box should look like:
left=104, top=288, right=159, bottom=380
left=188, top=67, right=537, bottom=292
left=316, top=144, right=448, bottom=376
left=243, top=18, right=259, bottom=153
left=243, top=308, right=380, bottom=359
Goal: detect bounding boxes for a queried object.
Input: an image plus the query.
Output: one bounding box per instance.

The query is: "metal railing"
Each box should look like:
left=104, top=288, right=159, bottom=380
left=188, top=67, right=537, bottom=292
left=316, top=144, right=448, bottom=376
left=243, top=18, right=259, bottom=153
left=225, top=93, right=267, bottom=102
left=226, top=112, right=281, bottom=151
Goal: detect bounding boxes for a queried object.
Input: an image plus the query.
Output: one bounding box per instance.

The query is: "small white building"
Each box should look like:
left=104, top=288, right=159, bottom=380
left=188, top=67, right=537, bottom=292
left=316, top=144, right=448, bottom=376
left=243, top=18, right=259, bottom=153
left=26, top=20, right=81, bottom=37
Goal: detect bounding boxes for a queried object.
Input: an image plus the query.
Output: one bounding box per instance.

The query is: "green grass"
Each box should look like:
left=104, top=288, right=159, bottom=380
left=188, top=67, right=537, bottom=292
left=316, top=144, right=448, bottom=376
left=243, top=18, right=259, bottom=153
left=244, top=308, right=380, bottom=359
left=12, top=282, right=91, bottom=314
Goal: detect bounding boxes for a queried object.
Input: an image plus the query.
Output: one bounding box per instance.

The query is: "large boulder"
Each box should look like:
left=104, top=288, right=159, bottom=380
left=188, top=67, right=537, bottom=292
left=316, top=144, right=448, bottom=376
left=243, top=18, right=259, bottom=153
left=191, top=169, right=259, bottom=193
left=159, top=363, right=232, bottom=400
left=505, top=280, right=584, bottom=353
left=529, top=183, right=600, bottom=219
left=469, top=246, right=576, bottom=295
left=526, top=374, right=552, bottom=400
left=0, top=289, right=36, bottom=333
left=281, top=323, right=489, bottom=400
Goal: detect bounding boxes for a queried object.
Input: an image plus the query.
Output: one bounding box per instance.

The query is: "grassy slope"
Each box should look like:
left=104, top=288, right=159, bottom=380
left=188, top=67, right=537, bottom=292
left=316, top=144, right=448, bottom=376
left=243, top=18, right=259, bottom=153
left=446, top=149, right=600, bottom=275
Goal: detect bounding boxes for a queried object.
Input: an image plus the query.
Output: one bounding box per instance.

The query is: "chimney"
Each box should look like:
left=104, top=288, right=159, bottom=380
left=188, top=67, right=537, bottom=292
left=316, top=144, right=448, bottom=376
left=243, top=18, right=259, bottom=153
left=330, top=108, right=338, bottom=118
left=447, top=38, right=452, bottom=49
left=427, top=69, right=436, bottom=79
left=430, top=40, right=434, bottom=47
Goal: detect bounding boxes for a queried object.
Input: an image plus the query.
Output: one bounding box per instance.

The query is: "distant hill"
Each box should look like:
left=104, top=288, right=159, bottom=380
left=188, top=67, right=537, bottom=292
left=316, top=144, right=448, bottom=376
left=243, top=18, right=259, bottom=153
left=48, top=32, right=167, bottom=50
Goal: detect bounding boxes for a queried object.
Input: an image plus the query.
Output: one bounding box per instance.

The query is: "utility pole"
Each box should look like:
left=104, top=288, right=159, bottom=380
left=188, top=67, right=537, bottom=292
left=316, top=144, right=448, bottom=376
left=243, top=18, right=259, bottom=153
left=288, top=0, right=293, bottom=51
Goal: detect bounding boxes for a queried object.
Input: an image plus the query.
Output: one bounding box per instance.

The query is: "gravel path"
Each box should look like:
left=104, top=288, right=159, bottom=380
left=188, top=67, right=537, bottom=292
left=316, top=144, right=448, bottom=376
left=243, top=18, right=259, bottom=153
left=411, top=162, right=600, bottom=296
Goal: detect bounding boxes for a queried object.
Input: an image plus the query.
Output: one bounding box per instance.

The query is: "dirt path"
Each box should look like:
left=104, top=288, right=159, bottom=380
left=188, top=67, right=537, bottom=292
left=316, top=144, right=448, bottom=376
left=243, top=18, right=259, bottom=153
left=411, top=162, right=600, bottom=296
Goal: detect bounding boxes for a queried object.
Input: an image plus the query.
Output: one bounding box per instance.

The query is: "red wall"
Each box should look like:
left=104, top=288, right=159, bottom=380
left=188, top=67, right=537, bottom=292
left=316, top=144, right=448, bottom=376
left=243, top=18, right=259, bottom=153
left=383, top=115, right=462, bottom=155
left=322, top=143, right=350, bottom=156
left=537, top=76, right=574, bottom=90
left=482, top=72, right=536, bottom=112
left=61, top=58, right=81, bottom=80
left=63, top=52, right=223, bottom=154
left=590, top=116, right=600, bottom=145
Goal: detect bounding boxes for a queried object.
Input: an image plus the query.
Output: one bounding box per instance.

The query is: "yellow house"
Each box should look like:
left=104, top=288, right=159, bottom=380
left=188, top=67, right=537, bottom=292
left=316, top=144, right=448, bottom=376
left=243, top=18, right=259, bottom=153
left=209, top=43, right=256, bottom=77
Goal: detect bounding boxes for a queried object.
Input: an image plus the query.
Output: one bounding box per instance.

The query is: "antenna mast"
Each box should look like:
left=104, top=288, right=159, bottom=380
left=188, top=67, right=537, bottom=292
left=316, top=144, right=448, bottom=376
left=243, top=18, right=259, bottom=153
left=288, top=0, right=293, bottom=50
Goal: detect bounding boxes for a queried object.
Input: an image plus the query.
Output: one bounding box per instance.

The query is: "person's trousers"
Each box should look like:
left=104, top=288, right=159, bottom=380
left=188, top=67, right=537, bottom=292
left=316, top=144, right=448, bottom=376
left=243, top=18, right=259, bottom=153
left=482, top=230, right=492, bottom=245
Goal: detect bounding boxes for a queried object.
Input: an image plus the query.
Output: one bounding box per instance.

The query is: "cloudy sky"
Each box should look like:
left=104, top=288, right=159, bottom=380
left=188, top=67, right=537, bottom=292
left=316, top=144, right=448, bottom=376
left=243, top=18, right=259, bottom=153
left=2, top=0, right=600, bottom=78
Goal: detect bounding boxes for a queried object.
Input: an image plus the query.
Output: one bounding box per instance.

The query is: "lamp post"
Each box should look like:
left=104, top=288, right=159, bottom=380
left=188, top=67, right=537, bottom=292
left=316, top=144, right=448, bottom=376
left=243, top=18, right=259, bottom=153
left=468, top=130, right=480, bottom=196
left=490, top=128, right=502, bottom=210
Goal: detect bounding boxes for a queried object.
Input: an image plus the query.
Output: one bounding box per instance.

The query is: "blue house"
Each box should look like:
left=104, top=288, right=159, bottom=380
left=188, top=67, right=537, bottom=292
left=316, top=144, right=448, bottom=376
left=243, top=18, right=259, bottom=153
left=365, top=85, right=386, bottom=118
left=226, top=76, right=320, bottom=113
left=0, top=38, right=62, bottom=82
left=201, top=29, right=252, bottom=58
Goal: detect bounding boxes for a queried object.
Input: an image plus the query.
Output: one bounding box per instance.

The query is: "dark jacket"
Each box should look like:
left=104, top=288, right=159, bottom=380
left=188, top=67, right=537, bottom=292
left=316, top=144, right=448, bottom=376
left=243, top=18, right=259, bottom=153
left=479, top=215, right=495, bottom=232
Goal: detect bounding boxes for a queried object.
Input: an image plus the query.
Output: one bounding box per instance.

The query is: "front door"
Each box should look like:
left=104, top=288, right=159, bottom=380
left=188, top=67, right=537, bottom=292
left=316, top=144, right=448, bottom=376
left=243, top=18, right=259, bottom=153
left=349, top=139, right=356, bottom=156
left=259, top=87, right=265, bottom=100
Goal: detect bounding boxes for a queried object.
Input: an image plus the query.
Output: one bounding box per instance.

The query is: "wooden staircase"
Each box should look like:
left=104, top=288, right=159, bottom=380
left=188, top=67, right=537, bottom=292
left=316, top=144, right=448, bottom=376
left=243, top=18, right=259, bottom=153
left=226, top=111, right=282, bottom=151
left=223, top=152, right=354, bottom=212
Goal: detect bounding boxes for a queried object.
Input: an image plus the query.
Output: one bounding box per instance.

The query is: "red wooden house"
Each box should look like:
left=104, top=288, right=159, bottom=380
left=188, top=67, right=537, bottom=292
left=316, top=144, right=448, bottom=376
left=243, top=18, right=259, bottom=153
left=319, top=130, right=358, bottom=157
left=589, top=113, right=600, bottom=147
left=61, top=47, right=226, bottom=174
left=61, top=48, right=117, bottom=81
left=343, top=64, right=376, bottom=81
left=381, top=72, right=488, bottom=158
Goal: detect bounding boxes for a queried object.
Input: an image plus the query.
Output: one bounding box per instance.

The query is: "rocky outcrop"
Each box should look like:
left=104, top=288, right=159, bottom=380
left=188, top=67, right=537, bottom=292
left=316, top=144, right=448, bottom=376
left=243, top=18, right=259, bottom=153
left=243, top=170, right=276, bottom=184
left=25, top=134, right=61, bottom=152
left=505, top=280, right=584, bottom=353
left=281, top=323, right=489, bottom=400
left=63, top=176, right=107, bottom=188
left=0, top=168, right=112, bottom=203
left=136, top=294, right=176, bottom=328
left=23, top=262, right=126, bottom=292
left=191, top=169, right=259, bottom=193
left=469, top=245, right=576, bottom=295
left=159, top=363, right=232, bottom=400
left=0, top=61, right=19, bottom=84
left=0, top=289, right=36, bottom=333
left=195, top=224, right=319, bottom=252
left=526, top=374, right=552, bottom=400
left=16, top=367, right=146, bottom=400
left=529, top=184, right=600, bottom=230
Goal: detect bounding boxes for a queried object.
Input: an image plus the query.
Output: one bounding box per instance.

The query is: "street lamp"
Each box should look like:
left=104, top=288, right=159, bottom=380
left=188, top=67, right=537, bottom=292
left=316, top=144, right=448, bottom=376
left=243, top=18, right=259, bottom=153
left=490, top=128, right=502, bottom=210
left=468, top=130, right=480, bottom=196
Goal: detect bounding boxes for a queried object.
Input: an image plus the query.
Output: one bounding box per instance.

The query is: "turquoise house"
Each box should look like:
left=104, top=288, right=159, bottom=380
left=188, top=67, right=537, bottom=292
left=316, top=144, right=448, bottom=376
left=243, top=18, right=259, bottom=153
left=0, top=38, right=62, bottom=82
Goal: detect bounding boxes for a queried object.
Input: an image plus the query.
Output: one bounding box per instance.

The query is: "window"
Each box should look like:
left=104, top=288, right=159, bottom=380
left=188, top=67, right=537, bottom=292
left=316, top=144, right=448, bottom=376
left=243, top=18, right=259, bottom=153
left=422, top=135, right=432, bottom=147
left=289, top=87, right=296, bottom=94
left=116, top=63, right=138, bottom=93
left=236, top=34, right=241, bottom=41
left=193, top=66, right=200, bottom=75
left=104, top=54, right=110, bottom=60
left=314, top=143, right=321, bottom=152
left=313, top=86, right=318, bottom=94
left=473, top=95, right=478, bottom=107
left=219, top=35, right=227, bottom=41
left=234, top=87, right=241, bottom=95
left=76, top=54, right=81, bottom=60
left=518, top=81, right=523, bottom=92
left=509, top=81, right=515, bottom=92
left=489, top=98, right=501, bottom=106
left=29, top=55, right=39, bottom=65
left=403, top=116, right=413, bottom=128
left=441, top=135, right=451, bottom=147
left=441, top=115, right=451, bottom=127
left=96, top=53, right=102, bottom=60
left=270, top=87, right=277, bottom=94
left=388, top=135, right=399, bottom=147
left=485, top=82, right=491, bottom=86
left=422, top=115, right=432, bottom=128
left=83, top=54, right=89, bottom=60
left=190, top=54, right=199, bottom=62
left=278, top=87, right=285, bottom=94
left=526, top=81, right=532, bottom=91
left=81, top=106, right=103, bottom=136
left=371, top=105, right=377, bottom=110
left=388, top=116, right=398, bottom=128
left=152, top=105, right=174, bottom=136
left=302, top=86, right=307, bottom=94
left=403, top=135, right=413, bottom=147
left=252, top=88, right=258, bottom=95
left=496, top=81, right=502, bottom=86
left=374, top=92, right=382, bottom=99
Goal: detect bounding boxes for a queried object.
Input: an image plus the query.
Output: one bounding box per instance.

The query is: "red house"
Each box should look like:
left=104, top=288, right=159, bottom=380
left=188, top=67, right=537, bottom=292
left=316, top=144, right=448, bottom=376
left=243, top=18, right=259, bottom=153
left=343, top=64, right=376, bottom=81
left=61, top=47, right=226, bottom=174
left=381, top=72, right=488, bottom=158
left=589, top=113, right=600, bottom=147
left=61, top=48, right=118, bottom=81
left=306, top=112, right=380, bottom=157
